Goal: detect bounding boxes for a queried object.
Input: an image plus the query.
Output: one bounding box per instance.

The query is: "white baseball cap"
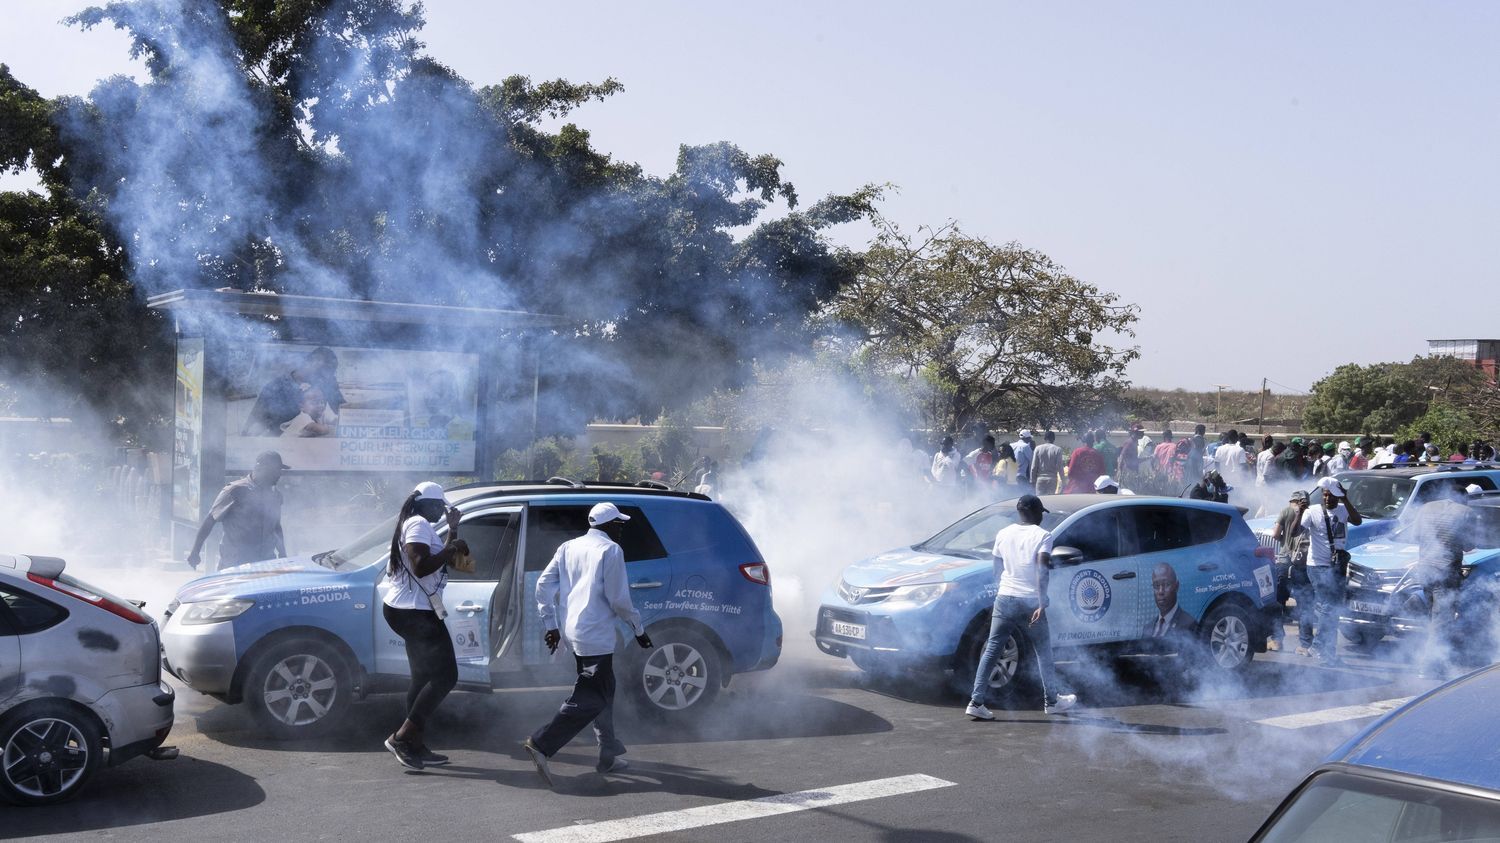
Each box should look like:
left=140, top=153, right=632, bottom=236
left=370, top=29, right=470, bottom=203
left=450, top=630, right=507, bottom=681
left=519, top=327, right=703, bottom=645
left=1467, top=484, right=1484, bottom=497
left=413, top=481, right=448, bottom=503
left=1316, top=477, right=1347, bottom=498
left=588, top=502, right=632, bottom=527
left=1094, top=475, right=1118, bottom=491
left=1019, top=429, right=1033, bottom=439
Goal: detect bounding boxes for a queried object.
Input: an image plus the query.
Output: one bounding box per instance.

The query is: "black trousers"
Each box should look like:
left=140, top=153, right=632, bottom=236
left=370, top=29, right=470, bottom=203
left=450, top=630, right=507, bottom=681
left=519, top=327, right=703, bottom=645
left=382, top=604, right=457, bottom=729
left=531, top=653, right=625, bottom=766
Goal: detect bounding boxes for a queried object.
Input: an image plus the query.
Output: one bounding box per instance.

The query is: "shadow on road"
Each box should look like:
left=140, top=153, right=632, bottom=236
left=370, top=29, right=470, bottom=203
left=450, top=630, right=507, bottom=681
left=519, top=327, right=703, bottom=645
left=2, top=754, right=265, bottom=836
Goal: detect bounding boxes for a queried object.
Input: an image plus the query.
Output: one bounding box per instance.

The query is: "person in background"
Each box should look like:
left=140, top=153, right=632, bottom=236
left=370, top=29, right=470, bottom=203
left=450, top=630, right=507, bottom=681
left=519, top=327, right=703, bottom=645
left=1330, top=442, right=1352, bottom=473
left=931, top=435, right=964, bottom=486
left=381, top=481, right=469, bottom=770
left=1349, top=439, right=1370, bottom=470
left=966, top=434, right=1000, bottom=495
left=965, top=494, right=1077, bottom=720
left=1030, top=431, right=1065, bottom=495
left=1214, top=429, right=1248, bottom=489
left=1152, top=430, right=1178, bottom=483
left=1187, top=469, right=1231, bottom=503
left=1185, top=424, right=1208, bottom=481
left=186, top=450, right=289, bottom=571
left=1117, top=425, right=1145, bottom=490
left=1094, top=475, right=1133, bottom=495
left=1255, top=435, right=1278, bottom=517
left=1423, top=443, right=1443, bottom=464
left=1301, top=477, right=1362, bottom=666
left=1063, top=431, right=1106, bottom=494
left=525, top=503, right=653, bottom=785
left=1311, top=442, right=1335, bottom=478
left=1092, top=429, right=1118, bottom=480
left=994, top=443, right=1020, bottom=491
left=1271, top=490, right=1312, bottom=654
left=1412, top=488, right=1477, bottom=680
left=1010, top=430, right=1035, bottom=490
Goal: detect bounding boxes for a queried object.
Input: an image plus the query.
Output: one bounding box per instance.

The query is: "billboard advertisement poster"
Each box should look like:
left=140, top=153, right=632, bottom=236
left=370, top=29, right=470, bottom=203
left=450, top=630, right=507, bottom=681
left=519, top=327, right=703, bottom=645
left=173, top=338, right=205, bottom=520
left=224, top=343, right=479, bottom=473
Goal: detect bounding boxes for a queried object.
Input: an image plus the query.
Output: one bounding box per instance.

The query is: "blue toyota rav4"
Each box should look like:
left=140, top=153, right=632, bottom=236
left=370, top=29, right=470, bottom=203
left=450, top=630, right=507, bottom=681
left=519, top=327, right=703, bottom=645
left=816, top=495, right=1278, bottom=701
left=160, top=481, right=781, bottom=738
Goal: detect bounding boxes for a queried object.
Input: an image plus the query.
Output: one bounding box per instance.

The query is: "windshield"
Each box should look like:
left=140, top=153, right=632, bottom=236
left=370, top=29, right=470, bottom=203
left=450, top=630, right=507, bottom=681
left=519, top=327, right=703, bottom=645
left=1340, top=475, right=1416, bottom=520
left=319, top=516, right=398, bottom=572
left=1255, top=770, right=1500, bottom=842
left=917, top=505, right=1069, bottom=558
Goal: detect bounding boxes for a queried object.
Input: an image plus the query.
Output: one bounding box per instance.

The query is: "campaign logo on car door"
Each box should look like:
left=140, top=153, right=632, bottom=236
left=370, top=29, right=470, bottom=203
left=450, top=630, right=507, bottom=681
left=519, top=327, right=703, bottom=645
left=1069, top=569, right=1112, bottom=623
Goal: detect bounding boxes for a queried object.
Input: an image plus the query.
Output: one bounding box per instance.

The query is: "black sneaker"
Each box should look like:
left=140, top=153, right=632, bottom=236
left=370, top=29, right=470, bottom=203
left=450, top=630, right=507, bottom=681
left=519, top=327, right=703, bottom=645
left=413, top=744, right=449, bottom=766
left=384, top=736, right=424, bottom=771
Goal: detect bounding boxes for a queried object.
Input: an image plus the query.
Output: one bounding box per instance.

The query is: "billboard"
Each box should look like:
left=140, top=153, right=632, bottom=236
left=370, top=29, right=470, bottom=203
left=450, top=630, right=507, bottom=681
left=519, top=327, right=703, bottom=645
left=172, top=337, right=205, bottom=520
left=225, top=343, right=479, bottom=473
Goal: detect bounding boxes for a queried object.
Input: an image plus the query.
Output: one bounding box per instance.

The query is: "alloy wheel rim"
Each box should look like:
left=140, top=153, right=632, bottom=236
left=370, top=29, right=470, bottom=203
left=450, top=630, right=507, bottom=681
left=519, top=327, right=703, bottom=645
left=263, top=653, right=339, bottom=725
left=1211, top=616, right=1250, bottom=668
left=987, top=636, right=1020, bottom=688
left=3, top=717, right=88, bottom=798
left=642, top=642, right=708, bottom=710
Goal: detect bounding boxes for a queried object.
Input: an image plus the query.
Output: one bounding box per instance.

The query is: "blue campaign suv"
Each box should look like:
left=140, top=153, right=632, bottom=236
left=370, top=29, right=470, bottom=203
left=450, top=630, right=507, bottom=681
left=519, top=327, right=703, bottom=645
left=160, top=481, right=781, bottom=738
left=816, top=495, right=1278, bottom=700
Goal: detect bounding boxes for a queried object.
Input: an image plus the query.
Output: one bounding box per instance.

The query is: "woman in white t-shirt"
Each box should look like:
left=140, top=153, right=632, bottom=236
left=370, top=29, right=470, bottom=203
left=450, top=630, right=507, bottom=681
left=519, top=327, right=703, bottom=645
left=381, top=481, right=468, bottom=770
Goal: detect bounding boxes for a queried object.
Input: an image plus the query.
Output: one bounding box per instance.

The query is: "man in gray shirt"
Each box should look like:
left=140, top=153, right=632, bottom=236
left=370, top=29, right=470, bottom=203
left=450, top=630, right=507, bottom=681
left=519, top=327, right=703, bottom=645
left=187, top=451, right=288, bottom=570
left=1029, top=431, right=1065, bottom=495
left=1414, top=491, right=1477, bottom=678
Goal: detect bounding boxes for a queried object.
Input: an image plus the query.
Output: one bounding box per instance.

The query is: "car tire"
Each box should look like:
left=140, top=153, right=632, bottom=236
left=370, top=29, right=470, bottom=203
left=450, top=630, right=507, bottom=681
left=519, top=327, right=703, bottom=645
left=245, top=637, right=353, bottom=740
left=0, top=701, right=103, bottom=807
left=952, top=619, right=1032, bottom=703
left=1198, top=602, right=1256, bottom=672
left=623, top=627, right=722, bottom=718
left=1341, top=625, right=1384, bottom=654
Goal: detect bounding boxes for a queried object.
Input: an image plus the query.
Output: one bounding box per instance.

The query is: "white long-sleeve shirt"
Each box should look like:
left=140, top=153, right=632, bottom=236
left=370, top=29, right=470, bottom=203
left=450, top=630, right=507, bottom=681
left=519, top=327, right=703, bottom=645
left=535, top=528, right=644, bottom=657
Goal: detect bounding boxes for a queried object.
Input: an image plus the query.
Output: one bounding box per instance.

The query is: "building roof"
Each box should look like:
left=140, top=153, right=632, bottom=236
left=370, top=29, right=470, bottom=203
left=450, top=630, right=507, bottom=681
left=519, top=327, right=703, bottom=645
left=147, top=288, right=564, bottom=331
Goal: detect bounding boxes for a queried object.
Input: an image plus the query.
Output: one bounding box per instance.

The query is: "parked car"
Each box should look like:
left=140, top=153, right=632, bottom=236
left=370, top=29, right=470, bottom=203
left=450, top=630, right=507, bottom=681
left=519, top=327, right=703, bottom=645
left=0, top=554, right=175, bottom=806
left=1250, top=663, right=1500, bottom=841
left=1340, top=492, right=1500, bottom=654
left=815, top=495, right=1279, bottom=702
left=161, top=481, right=781, bottom=738
left=1248, top=464, right=1500, bottom=551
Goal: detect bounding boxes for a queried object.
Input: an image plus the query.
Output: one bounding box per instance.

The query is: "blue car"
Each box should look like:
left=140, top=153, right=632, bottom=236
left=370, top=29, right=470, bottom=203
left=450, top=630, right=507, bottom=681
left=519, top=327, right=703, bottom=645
left=815, top=495, right=1279, bottom=701
left=1251, top=663, right=1500, bottom=841
left=160, top=482, right=781, bottom=738
left=1340, top=493, right=1500, bottom=654
left=1249, top=465, right=1500, bottom=551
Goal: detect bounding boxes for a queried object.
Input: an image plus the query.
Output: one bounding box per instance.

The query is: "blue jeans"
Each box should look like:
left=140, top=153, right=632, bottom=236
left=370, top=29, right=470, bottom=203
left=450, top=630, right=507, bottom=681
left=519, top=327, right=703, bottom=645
left=1287, top=575, right=1315, bottom=647
left=971, top=595, right=1061, bottom=708
left=1308, top=566, right=1342, bottom=660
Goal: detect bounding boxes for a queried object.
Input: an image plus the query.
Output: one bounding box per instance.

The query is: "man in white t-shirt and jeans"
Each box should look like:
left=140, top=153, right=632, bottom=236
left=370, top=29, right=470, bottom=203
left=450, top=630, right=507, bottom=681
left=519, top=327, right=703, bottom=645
left=1300, top=476, right=1363, bottom=666
left=966, top=495, right=1078, bottom=719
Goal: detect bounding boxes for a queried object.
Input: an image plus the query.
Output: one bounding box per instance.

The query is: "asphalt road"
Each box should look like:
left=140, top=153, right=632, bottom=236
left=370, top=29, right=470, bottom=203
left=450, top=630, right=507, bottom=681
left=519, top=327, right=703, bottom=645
left=6, top=634, right=1439, bottom=843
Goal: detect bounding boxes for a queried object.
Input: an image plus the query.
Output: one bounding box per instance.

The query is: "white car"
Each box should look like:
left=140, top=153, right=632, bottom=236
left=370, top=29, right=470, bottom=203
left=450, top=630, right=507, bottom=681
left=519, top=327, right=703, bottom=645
left=0, top=554, right=175, bottom=806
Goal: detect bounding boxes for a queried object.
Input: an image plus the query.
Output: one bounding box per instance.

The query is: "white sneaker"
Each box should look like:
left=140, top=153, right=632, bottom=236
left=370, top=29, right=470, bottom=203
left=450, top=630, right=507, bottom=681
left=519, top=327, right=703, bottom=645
left=599, top=757, right=630, bottom=774
left=523, top=738, right=554, bottom=788
left=965, top=702, right=995, bottom=720
left=1044, top=694, right=1077, bottom=714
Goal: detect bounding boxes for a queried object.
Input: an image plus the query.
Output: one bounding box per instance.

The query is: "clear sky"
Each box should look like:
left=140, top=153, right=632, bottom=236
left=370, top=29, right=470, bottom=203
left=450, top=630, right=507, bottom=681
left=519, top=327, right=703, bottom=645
left=4, top=1, right=1497, bottom=392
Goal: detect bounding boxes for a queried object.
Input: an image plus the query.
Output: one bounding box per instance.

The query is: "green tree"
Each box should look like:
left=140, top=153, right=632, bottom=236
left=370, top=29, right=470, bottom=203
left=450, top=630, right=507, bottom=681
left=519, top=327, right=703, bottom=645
left=1398, top=403, right=1480, bottom=456
left=825, top=217, right=1140, bottom=433
left=1303, top=356, right=1486, bottom=434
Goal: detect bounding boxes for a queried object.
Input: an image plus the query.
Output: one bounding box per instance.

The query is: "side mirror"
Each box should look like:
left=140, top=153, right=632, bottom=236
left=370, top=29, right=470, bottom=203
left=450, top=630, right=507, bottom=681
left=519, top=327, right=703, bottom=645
left=1050, top=546, right=1084, bottom=566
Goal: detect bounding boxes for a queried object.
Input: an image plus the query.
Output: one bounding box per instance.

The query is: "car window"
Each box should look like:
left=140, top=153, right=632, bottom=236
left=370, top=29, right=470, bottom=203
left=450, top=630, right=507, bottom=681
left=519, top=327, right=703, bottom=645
left=1414, top=476, right=1497, bottom=506
left=452, top=511, right=519, bottom=582
left=0, top=587, right=67, bottom=634
left=1127, top=507, right=1196, bottom=555
left=524, top=505, right=668, bottom=572
left=1186, top=510, right=1232, bottom=545
left=1056, top=510, right=1125, bottom=562
left=1339, top=475, right=1415, bottom=520
left=1255, top=770, right=1500, bottom=843
left=917, top=507, right=1068, bottom=558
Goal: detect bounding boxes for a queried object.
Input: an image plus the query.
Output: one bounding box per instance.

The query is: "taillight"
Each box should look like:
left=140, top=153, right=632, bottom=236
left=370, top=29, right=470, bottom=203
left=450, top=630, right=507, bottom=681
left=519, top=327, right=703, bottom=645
left=1253, top=547, right=1276, bottom=559
left=739, top=563, right=770, bottom=586
left=27, top=573, right=151, bottom=624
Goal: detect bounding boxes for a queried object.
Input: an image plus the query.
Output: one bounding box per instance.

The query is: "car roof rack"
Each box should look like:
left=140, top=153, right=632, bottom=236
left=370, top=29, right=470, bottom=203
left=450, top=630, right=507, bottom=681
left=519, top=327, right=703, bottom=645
left=445, top=479, right=709, bottom=501
left=545, top=476, right=585, bottom=489
left=635, top=479, right=672, bottom=491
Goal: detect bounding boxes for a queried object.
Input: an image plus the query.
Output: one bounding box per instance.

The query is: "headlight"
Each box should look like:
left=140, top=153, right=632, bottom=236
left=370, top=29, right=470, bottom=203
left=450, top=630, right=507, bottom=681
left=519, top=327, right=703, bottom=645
left=178, top=598, right=255, bottom=625
left=887, top=582, right=953, bottom=607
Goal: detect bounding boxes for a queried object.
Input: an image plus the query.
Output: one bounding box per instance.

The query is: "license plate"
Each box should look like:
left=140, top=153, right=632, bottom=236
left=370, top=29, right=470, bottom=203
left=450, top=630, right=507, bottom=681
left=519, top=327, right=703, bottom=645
left=1349, top=599, right=1389, bottom=615
left=831, top=620, right=866, bottom=640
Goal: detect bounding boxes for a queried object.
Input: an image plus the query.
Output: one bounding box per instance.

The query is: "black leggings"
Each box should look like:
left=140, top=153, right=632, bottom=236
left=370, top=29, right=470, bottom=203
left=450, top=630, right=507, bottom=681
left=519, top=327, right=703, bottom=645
left=382, top=604, right=458, bottom=729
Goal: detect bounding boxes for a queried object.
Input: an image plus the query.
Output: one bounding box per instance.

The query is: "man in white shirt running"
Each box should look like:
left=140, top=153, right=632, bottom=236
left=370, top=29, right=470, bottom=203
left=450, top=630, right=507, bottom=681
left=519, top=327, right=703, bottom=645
left=966, top=495, right=1078, bottom=719
left=525, top=502, right=654, bottom=786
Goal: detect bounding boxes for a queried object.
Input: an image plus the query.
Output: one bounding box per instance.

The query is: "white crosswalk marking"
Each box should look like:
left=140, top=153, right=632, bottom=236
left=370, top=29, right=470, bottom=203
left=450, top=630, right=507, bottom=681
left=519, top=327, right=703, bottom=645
left=1255, top=696, right=1414, bottom=729
left=511, top=774, right=957, bottom=843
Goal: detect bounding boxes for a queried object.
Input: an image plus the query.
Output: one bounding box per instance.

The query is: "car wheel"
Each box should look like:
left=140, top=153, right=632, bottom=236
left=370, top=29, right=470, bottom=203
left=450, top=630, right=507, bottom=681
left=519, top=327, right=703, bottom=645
left=1341, top=625, right=1384, bottom=654
left=0, top=702, right=102, bottom=806
left=1199, top=602, right=1255, bottom=671
left=952, top=620, right=1029, bottom=702
left=625, top=628, right=722, bottom=718
left=245, top=638, right=353, bottom=740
